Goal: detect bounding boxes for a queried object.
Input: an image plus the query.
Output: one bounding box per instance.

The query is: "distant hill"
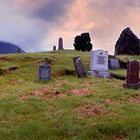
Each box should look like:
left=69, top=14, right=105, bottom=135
left=0, top=41, right=25, bottom=54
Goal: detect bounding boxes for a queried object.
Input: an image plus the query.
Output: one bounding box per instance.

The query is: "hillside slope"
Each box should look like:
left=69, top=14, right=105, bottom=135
left=0, top=41, right=25, bottom=54
left=0, top=50, right=139, bottom=140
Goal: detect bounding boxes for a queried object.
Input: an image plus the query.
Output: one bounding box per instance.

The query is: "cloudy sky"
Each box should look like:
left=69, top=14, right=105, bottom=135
left=0, top=0, right=140, bottom=54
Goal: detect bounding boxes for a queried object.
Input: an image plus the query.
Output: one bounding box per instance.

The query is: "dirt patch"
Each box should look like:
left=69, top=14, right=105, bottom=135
left=19, top=95, right=29, bottom=100
left=20, top=87, right=65, bottom=100
left=68, top=88, right=94, bottom=97
left=113, top=134, right=125, bottom=140
left=30, top=87, right=65, bottom=99
left=81, top=81, right=94, bottom=86
left=101, top=98, right=114, bottom=105
left=129, top=94, right=140, bottom=104
left=31, top=87, right=49, bottom=96
left=11, top=79, right=24, bottom=85
left=37, top=58, right=56, bottom=64
left=0, top=57, right=13, bottom=61
left=45, top=92, right=65, bottom=100
left=75, top=104, right=108, bottom=118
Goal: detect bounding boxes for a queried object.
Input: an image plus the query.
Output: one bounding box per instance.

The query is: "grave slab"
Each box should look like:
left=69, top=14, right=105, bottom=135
left=123, top=60, right=140, bottom=89
left=73, top=56, right=87, bottom=78
left=38, top=64, right=51, bottom=80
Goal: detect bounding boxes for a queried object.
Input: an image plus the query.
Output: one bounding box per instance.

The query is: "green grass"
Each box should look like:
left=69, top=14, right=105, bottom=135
left=0, top=51, right=140, bottom=140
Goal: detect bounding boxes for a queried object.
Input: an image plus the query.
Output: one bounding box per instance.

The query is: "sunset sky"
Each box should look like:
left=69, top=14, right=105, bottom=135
left=0, top=0, right=140, bottom=54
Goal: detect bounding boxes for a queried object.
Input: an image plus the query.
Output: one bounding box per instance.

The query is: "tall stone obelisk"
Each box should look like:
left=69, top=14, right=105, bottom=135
left=58, top=37, right=64, bottom=50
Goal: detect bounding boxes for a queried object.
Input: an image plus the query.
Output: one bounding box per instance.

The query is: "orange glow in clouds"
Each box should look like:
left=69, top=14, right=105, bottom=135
left=1, top=0, right=140, bottom=53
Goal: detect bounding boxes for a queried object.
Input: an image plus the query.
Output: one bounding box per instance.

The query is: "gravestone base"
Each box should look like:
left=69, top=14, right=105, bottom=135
left=123, top=83, right=140, bottom=89
left=88, top=70, right=110, bottom=78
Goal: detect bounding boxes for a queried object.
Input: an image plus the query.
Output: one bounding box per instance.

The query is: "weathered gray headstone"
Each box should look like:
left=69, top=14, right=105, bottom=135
left=38, top=64, right=51, bottom=80
left=109, top=58, right=120, bottom=69
left=73, top=56, right=87, bottom=78
left=89, top=50, right=110, bottom=78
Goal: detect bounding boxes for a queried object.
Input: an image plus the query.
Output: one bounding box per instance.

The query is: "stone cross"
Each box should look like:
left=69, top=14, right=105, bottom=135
left=73, top=56, right=87, bottom=78
left=38, top=64, right=51, bottom=80
left=123, top=60, right=140, bottom=89
left=58, top=37, right=64, bottom=50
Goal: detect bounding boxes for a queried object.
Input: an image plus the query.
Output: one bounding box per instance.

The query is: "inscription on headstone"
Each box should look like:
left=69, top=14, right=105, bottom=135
left=98, top=55, right=105, bottom=64
left=89, top=50, right=109, bottom=78
left=38, top=64, right=51, bottom=80
left=123, top=60, right=140, bottom=89
left=73, top=56, right=87, bottom=78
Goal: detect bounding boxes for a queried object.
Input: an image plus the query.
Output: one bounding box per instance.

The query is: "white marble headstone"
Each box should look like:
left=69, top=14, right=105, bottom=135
left=90, top=50, right=108, bottom=71
left=89, top=50, right=109, bottom=78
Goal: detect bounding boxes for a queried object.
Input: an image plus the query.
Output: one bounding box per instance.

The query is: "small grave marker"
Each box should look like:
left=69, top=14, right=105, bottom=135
left=53, top=46, right=56, bottom=51
left=123, top=60, right=140, bottom=89
left=38, top=64, right=51, bottom=80
left=109, top=58, right=120, bottom=69
left=73, top=56, right=87, bottom=78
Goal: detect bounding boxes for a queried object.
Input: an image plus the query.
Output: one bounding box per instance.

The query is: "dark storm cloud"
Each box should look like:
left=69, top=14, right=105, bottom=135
left=32, top=0, right=73, bottom=22
left=0, top=0, right=140, bottom=53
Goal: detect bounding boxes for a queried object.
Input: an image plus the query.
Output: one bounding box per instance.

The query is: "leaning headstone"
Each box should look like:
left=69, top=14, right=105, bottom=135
left=38, top=64, right=51, bottom=80
left=123, top=60, right=140, bottom=89
left=53, top=46, right=56, bottom=51
left=89, top=50, right=110, bottom=78
left=109, top=58, right=120, bottom=69
left=73, top=56, right=87, bottom=78
left=58, top=37, right=64, bottom=50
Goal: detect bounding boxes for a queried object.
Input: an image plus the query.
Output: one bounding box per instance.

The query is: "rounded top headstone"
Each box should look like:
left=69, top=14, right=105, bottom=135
left=58, top=37, right=64, bottom=50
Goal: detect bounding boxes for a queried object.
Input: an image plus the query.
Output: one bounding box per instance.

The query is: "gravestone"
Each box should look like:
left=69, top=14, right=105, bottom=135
left=73, top=56, right=87, bottom=78
left=38, top=64, right=51, bottom=80
left=89, top=50, right=110, bottom=78
left=123, top=60, right=140, bottom=89
left=58, top=37, right=64, bottom=50
left=109, top=58, right=120, bottom=69
left=53, top=46, right=56, bottom=51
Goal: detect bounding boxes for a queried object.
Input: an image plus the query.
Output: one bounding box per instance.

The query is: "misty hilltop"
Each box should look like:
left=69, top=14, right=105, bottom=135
left=0, top=41, right=25, bottom=54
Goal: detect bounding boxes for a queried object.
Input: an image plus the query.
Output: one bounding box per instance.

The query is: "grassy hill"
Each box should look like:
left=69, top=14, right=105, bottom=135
left=0, top=50, right=139, bottom=140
